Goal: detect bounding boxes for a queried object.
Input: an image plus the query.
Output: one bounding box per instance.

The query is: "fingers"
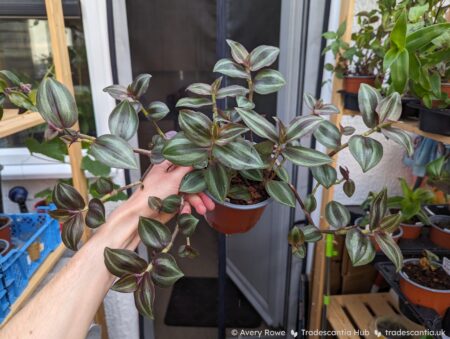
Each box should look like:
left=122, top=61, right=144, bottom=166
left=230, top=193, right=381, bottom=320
left=198, top=192, right=215, bottom=211
left=185, top=194, right=207, bottom=215
left=180, top=201, right=192, bottom=214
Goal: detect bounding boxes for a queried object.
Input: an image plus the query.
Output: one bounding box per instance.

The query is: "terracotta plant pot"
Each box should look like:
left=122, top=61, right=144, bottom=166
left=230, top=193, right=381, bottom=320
left=205, top=194, right=271, bottom=234
left=0, top=239, right=10, bottom=256
left=441, top=82, right=450, bottom=97
left=399, top=221, right=423, bottom=240
left=399, top=259, right=450, bottom=316
left=429, top=215, right=450, bottom=250
left=343, top=75, right=376, bottom=94
left=0, top=215, right=12, bottom=243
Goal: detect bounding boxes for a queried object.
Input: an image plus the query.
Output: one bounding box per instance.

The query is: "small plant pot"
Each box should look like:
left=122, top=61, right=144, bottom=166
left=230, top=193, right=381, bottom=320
left=372, top=315, right=412, bottom=339
left=399, top=221, right=423, bottom=240
left=27, top=241, right=41, bottom=261
left=0, top=215, right=12, bottom=243
left=205, top=194, right=272, bottom=234
left=418, top=105, right=450, bottom=136
left=343, top=75, right=376, bottom=94
left=441, top=82, right=450, bottom=97
left=429, top=215, right=450, bottom=250
left=399, top=259, right=450, bottom=316
left=0, top=239, right=10, bottom=256
left=401, top=98, right=420, bottom=119
left=371, top=227, right=403, bottom=252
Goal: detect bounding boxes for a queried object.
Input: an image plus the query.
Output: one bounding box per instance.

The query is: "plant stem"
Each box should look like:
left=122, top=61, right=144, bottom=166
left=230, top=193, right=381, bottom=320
left=212, top=94, right=219, bottom=123
left=288, top=183, right=316, bottom=226
left=100, top=181, right=143, bottom=202
left=133, top=148, right=152, bottom=156
left=247, top=78, right=254, bottom=102
left=141, top=107, right=165, bottom=138
left=162, top=225, right=180, bottom=254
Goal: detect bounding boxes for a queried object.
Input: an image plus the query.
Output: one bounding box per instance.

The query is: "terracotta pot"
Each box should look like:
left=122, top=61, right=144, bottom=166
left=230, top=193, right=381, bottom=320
left=205, top=194, right=271, bottom=234
left=441, top=83, right=450, bottom=97
left=399, top=259, right=450, bottom=316
left=400, top=221, right=423, bottom=239
left=371, top=227, right=403, bottom=252
left=0, top=239, right=10, bottom=256
left=429, top=215, right=450, bottom=250
left=343, top=75, right=376, bottom=94
left=0, top=215, right=12, bottom=243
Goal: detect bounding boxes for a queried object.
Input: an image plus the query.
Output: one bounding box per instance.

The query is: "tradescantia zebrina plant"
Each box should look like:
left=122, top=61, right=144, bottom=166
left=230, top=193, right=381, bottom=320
left=4, top=40, right=413, bottom=318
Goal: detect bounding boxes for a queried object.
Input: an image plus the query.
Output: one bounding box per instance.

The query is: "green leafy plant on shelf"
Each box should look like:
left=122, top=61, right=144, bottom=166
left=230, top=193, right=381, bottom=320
left=1, top=40, right=414, bottom=318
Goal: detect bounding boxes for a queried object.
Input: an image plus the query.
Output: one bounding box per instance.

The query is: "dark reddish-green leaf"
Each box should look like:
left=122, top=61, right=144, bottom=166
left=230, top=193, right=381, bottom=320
left=52, top=182, right=85, bottom=210
left=138, top=217, right=171, bottom=250
left=134, top=272, right=155, bottom=318
left=61, top=212, right=84, bottom=251
left=85, top=198, right=105, bottom=228
left=111, top=274, right=138, bottom=293
left=104, top=247, right=148, bottom=277
left=90, top=134, right=138, bottom=170
left=161, top=195, right=182, bottom=213
left=177, top=214, right=199, bottom=236
left=151, top=253, right=184, bottom=287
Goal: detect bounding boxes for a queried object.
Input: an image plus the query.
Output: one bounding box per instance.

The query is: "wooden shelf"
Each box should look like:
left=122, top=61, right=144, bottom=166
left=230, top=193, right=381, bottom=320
left=328, top=293, right=424, bottom=339
left=0, top=109, right=44, bottom=138
left=342, top=110, right=450, bottom=144
left=0, top=243, right=66, bottom=327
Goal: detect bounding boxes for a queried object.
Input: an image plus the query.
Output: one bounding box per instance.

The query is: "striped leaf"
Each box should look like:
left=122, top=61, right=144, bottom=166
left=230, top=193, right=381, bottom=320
left=138, top=217, right=171, bottom=250
left=151, top=253, right=184, bottom=287
left=104, top=247, right=147, bottom=277
left=301, top=225, right=322, bottom=243
left=90, top=134, right=138, bottom=169
left=381, top=126, right=413, bottom=157
left=148, top=196, right=163, bottom=212
left=103, top=85, right=129, bottom=101
left=380, top=213, right=402, bottom=233
left=369, top=188, right=388, bottom=230
left=205, top=162, right=230, bottom=202
left=235, top=107, right=278, bottom=142
left=376, top=92, right=402, bottom=122
left=374, top=232, right=403, bottom=271
left=216, top=85, right=249, bottom=99
left=129, top=73, right=151, bottom=98
left=253, top=69, right=286, bottom=95
left=305, top=194, right=317, bottom=212
left=286, top=115, right=323, bottom=141
left=228, top=185, right=252, bottom=201
left=176, top=97, right=212, bottom=108
left=226, top=39, right=249, bottom=64
left=325, top=201, right=350, bottom=228
left=213, top=58, right=249, bottom=79
left=314, top=104, right=339, bottom=115
left=61, top=213, right=84, bottom=251
left=311, top=165, right=337, bottom=189
left=178, top=109, right=212, bottom=147
left=146, top=101, right=169, bottom=121
left=213, top=139, right=264, bottom=170
left=240, top=169, right=264, bottom=181
left=108, top=100, right=139, bottom=141
left=216, top=123, right=249, bottom=146
left=112, top=274, right=138, bottom=293
left=282, top=145, right=331, bottom=167
left=37, top=77, right=78, bottom=129
left=134, top=272, right=155, bottom=319
left=177, top=213, right=199, bottom=237
left=343, top=180, right=355, bottom=197
left=0, top=70, right=20, bottom=86
left=313, top=120, right=341, bottom=149
left=349, top=136, right=383, bottom=173
left=162, top=133, right=208, bottom=166
left=180, top=170, right=207, bottom=193
left=161, top=195, right=182, bottom=213
left=249, top=45, right=280, bottom=71
left=275, top=166, right=290, bottom=182
left=85, top=198, right=105, bottom=229
left=186, top=83, right=211, bottom=96
left=265, top=180, right=295, bottom=207
left=345, top=229, right=376, bottom=266
left=52, top=182, right=85, bottom=210
left=236, top=95, right=255, bottom=109
left=358, top=84, right=380, bottom=128
left=303, top=93, right=317, bottom=110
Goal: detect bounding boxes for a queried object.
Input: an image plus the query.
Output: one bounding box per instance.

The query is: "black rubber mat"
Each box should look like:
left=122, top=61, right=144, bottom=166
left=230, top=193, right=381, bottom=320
left=164, top=277, right=262, bottom=328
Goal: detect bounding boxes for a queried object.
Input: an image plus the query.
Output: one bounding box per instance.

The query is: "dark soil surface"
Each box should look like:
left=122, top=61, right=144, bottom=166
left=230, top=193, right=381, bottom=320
left=228, top=174, right=269, bottom=205
left=433, top=219, right=450, bottom=230
left=403, top=262, right=450, bottom=290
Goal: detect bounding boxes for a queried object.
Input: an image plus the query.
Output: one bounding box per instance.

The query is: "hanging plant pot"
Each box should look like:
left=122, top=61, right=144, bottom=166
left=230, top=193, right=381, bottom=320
left=343, top=75, right=376, bottom=94
left=401, top=98, right=420, bottom=120
left=0, top=239, right=10, bottom=256
left=0, top=215, right=12, bottom=243
left=429, top=215, right=450, bottom=250
left=205, top=194, right=272, bottom=234
left=399, top=221, right=423, bottom=240
left=418, top=105, right=450, bottom=136
left=399, top=258, right=450, bottom=316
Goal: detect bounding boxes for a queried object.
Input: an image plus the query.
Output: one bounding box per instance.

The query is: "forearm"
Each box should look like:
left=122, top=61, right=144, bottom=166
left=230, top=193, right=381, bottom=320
left=1, top=190, right=171, bottom=339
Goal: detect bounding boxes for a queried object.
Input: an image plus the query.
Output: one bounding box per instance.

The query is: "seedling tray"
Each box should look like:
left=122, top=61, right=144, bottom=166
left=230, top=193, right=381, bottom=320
left=375, top=261, right=446, bottom=337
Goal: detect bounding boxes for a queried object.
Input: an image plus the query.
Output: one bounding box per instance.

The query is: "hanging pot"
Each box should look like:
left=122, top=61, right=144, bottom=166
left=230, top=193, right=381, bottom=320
left=343, top=75, right=376, bottom=94
left=399, top=258, right=450, bottom=316
left=399, top=221, right=423, bottom=240
left=429, top=215, right=450, bottom=250
left=0, top=215, right=12, bottom=243
left=0, top=239, right=10, bottom=256
left=205, top=193, right=272, bottom=234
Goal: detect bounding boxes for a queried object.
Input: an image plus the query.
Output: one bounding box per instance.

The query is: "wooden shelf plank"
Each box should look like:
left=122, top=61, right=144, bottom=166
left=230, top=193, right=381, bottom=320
left=0, top=243, right=66, bottom=327
left=0, top=109, right=44, bottom=138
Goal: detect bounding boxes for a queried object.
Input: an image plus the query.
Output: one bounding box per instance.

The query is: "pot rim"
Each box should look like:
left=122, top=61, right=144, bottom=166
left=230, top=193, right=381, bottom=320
left=0, top=239, right=10, bottom=254
left=429, top=215, right=450, bottom=234
left=400, top=222, right=423, bottom=228
left=400, top=258, right=450, bottom=293
left=0, top=215, right=12, bottom=229
left=343, top=74, right=376, bottom=79
left=205, top=191, right=272, bottom=210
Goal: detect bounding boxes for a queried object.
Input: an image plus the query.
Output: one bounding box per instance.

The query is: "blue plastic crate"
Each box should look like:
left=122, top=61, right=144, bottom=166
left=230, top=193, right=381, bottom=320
left=0, top=207, right=61, bottom=306
left=0, top=289, right=9, bottom=322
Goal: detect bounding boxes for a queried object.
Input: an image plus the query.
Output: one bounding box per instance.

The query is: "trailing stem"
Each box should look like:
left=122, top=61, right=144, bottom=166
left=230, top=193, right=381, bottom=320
left=100, top=181, right=143, bottom=202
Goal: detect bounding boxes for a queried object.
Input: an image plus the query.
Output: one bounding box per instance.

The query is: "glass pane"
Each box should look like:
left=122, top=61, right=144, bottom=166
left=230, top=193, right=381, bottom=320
left=0, top=18, right=95, bottom=148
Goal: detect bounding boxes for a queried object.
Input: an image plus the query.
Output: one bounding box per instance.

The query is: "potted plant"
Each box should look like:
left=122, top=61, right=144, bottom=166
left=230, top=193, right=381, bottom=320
left=399, top=250, right=450, bottom=316
left=323, top=10, right=385, bottom=110
left=1, top=40, right=414, bottom=318
left=0, top=215, right=12, bottom=243
left=387, top=178, right=434, bottom=239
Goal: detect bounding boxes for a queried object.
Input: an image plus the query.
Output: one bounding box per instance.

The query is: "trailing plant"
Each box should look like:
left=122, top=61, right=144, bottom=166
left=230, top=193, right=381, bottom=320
left=1, top=40, right=414, bottom=318
left=387, top=178, right=435, bottom=224
left=426, top=155, right=450, bottom=196
left=419, top=250, right=441, bottom=271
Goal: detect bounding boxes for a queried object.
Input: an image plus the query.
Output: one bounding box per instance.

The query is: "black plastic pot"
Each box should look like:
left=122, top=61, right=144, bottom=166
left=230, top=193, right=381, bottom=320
left=401, top=98, right=420, bottom=119
left=419, top=106, right=450, bottom=136
left=340, top=91, right=359, bottom=111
